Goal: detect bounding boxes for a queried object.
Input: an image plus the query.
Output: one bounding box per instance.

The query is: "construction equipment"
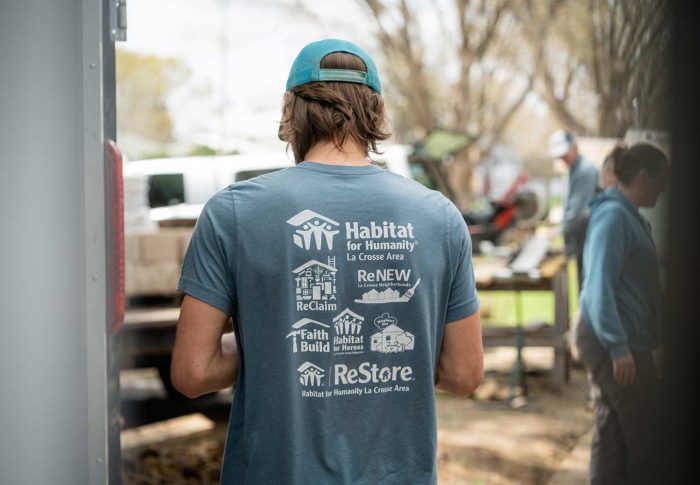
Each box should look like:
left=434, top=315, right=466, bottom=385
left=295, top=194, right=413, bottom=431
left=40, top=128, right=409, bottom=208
left=465, top=173, right=543, bottom=247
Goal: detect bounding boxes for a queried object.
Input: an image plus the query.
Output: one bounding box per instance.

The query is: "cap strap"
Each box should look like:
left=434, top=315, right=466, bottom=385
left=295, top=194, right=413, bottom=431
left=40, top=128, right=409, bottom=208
left=318, top=68, right=367, bottom=84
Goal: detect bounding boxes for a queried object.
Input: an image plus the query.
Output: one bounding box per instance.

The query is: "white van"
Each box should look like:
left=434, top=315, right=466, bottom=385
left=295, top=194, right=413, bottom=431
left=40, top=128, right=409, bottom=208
left=122, top=153, right=293, bottom=227
left=123, top=145, right=413, bottom=228
left=121, top=146, right=419, bottom=298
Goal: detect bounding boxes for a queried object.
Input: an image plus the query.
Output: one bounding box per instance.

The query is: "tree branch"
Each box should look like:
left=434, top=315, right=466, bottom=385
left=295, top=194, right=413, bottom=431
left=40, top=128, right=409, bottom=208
left=363, top=0, right=434, bottom=133
left=589, top=0, right=605, bottom=97
left=474, top=0, right=507, bottom=60
left=542, top=68, right=590, bottom=134
left=621, top=0, right=663, bottom=63
left=485, top=76, right=534, bottom=152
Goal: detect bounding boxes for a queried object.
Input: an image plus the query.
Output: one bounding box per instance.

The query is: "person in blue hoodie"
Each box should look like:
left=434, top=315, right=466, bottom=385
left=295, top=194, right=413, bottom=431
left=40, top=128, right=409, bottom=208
left=576, top=143, right=668, bottom=485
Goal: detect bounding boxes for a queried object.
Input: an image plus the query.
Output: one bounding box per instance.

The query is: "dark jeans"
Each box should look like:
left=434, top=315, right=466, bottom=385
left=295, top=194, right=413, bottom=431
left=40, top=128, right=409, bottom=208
left=575, top=320, right=661, bottom=485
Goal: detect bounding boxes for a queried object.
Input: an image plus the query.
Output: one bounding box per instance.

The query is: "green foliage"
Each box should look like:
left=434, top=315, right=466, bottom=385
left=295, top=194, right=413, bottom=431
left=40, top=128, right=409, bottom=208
left=548, top=196, right=562, bottom=207
left=140, top=151, right=172, bottom=160
left=184, top=145, right=241, bottom=156
left=116, top=49, right=190, bottom=143
left=187, top=144, right=218, bottom=156
left=480, top=259, right=579, bottom=327
left=412, top=130, right=473, bottom=162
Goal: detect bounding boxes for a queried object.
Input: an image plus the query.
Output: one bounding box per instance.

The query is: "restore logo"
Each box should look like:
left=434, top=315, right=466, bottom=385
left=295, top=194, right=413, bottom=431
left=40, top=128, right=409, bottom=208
left=333, top=362, right=414, bottom=385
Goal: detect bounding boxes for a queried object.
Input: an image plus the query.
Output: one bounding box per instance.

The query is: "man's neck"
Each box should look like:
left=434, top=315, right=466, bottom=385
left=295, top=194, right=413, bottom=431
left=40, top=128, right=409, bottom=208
left=304, top=140, right=369, bottom=166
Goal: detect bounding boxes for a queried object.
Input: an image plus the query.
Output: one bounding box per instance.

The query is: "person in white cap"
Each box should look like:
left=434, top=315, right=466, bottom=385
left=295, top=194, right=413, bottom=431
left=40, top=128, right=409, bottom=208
left=548, top=129, right=599, bottom=287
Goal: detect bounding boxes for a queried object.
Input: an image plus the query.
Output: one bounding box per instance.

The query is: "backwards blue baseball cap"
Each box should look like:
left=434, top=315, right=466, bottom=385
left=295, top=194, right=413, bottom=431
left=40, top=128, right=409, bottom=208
left=286, top=39, right=381, bottom=94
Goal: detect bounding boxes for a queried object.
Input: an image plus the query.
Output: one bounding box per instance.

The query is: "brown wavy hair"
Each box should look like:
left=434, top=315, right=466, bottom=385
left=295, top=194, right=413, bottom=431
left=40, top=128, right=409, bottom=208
left=279, top=52, right=391, bottom=163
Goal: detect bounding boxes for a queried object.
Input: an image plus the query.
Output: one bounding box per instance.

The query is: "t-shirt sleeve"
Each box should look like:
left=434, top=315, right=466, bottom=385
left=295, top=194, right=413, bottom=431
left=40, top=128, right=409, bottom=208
left=177, top=189, right=237, bottom=316
left=445, top=202, right=480, bottom=323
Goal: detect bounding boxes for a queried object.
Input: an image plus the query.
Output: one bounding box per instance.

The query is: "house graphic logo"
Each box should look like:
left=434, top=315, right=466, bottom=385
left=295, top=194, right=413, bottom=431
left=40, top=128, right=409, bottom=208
left=287, top=210, right=340, bottom=250
left=293, top=257, right=338, bottom=311
left=370, top=313, right=415, bottom=353
left=355, top=278, right=421, bottom=304
left=332, top=308, right=364, bottom=335
left=286, top=318, right=330, bottom=353
left=297, top=362, right=325, bottom=386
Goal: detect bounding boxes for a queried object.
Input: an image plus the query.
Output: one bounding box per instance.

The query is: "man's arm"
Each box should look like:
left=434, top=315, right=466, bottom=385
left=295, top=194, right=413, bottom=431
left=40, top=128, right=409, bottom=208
left=436, top=310, right=483, bottom=396
left=171, top=295, right=239, bottom=398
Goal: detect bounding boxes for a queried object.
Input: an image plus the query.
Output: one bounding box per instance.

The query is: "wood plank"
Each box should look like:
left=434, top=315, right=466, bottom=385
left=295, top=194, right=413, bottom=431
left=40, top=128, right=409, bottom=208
left=483, top=337, right=567, bottom=348
left=123, top=306, right=180, bottom=329
left=481, top=325, right=568, bottom=348
left=540, top=255, right=567, bottom=280
left=120, top=413, right=215, bottom=451
left=473, top=257, right=508, bottom=286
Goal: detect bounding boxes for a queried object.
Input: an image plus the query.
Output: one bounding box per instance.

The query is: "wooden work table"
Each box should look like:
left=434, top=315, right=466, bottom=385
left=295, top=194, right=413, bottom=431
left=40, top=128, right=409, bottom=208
left=474, top=255, right=571, bottom=389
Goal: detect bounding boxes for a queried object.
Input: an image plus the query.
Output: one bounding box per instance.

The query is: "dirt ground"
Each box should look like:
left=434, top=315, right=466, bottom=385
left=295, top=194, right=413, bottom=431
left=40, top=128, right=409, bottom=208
left=122, top=347, right=594, bottom=485
left=437, top=348, right=593, bottom=484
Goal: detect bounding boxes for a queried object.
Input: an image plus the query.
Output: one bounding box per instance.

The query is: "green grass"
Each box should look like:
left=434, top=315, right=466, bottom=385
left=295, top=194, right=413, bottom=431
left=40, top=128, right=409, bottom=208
left=479, top=260, right=580, bottom=327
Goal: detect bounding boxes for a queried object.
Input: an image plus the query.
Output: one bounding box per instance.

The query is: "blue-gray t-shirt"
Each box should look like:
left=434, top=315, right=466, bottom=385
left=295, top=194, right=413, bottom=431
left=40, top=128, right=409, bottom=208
left=177, top=161, right=480, bottom=485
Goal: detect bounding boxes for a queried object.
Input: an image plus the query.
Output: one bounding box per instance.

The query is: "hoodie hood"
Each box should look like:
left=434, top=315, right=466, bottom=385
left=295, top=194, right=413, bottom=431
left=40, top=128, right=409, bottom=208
left=589, top=188, right=654, bottom=245
left=589, top=187, right=645, bottom=226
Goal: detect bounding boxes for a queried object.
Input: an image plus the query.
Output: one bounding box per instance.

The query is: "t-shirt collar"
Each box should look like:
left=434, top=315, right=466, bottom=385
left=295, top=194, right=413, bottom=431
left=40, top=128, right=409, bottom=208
left=295, top=161, right=384, bottom=175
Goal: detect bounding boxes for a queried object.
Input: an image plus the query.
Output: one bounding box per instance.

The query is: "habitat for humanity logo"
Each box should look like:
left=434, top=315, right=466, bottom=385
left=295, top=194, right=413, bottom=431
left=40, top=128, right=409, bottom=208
left=333, top=308, right=364, bottom=335
left=297, top=362, right=325, bottom=386
left=287, top=210, right=340, bottom=250
left=332, top=308, right=365, bottom=354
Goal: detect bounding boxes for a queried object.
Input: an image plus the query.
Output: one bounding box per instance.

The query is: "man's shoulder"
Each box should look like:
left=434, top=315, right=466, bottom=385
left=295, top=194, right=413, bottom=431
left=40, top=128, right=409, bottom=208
left=218, top=167, right=297, bottom=201
left=386, top=173, right=459, bottom=221
left=580, top=157, right=599, bottom=176
left=204, top=186, right=234, bottom=210
left=229, top=166, right=296, bottom=189
left=382, top=169, right=450, bottom=198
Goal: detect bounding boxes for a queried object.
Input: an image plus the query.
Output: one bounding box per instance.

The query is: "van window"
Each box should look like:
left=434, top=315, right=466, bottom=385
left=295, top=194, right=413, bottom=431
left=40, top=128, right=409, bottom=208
left=234, top=168, right=283, bottom=182
left=148, top=173, right=185, bottom=208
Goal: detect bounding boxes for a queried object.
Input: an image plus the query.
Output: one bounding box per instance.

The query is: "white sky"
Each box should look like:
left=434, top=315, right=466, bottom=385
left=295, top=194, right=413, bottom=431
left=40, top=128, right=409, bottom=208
left=121, top=0, right=549, bottom=154
left=123, top=0, right=374, bottom=151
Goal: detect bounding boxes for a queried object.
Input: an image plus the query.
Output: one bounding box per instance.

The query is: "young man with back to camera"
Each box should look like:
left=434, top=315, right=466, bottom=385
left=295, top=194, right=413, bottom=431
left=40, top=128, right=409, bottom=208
left=171, top=39, right=483, bottom=484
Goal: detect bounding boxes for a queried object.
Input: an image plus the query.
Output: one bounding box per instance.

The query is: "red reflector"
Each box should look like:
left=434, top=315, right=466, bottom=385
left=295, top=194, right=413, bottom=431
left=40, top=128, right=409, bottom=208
left=107, top=140, right=125, bottom=334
